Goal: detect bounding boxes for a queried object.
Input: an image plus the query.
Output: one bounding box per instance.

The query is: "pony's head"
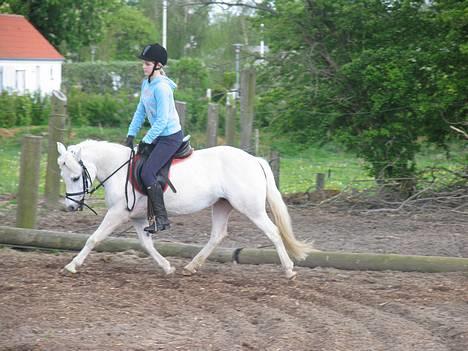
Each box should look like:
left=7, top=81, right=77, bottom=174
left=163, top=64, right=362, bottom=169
left=57, top=142, right=97, bottom=212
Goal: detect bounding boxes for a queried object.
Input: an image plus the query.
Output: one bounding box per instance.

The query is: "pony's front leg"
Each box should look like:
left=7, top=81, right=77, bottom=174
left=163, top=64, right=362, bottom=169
left=132, top=218, right=175, bottom=275
left=64, top=208, right=129, bottom=273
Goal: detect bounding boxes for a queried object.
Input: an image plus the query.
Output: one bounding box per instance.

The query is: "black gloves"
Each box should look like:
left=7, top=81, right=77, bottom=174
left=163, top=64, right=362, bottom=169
left=137, top=142, right=152, bottom=156
left=125, top=135, right=134, bottom=149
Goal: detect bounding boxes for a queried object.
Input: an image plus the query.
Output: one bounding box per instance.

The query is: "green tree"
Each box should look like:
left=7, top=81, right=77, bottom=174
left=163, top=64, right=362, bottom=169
left=256, top=0, right=467, bottom=189
left=133, top=0, right=210, bottom=59
left=94, top=5, right=156, bottom=61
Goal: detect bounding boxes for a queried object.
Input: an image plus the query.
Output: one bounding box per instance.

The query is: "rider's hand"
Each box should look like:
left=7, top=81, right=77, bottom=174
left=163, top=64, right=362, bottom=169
left=137, top=142, right=150, bottom=155
left=125, top=136, right=134, bottom=149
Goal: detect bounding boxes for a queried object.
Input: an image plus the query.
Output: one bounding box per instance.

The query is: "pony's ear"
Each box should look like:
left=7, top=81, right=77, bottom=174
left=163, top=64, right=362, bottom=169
left=57, top=142, right=67, bottom=155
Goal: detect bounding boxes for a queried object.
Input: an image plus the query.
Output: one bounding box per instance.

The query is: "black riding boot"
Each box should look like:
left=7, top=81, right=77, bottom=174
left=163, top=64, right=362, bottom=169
left=144, top=182, right=170, bottom=233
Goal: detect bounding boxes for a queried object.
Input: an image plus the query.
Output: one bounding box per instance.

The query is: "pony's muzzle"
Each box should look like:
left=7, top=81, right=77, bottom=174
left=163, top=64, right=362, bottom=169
left=66, top=203, right=80, bottom=212
left=64, top=193, right=85, bottom=212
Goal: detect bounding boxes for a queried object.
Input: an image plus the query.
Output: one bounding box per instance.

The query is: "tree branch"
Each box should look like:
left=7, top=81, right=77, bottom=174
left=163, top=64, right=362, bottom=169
left=184, top=1, right=276, bottom=14
left=450, top=125, right=468, bottom=139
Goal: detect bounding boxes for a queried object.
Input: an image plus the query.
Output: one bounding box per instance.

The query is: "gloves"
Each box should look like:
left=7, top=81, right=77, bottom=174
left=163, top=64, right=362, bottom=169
left=137, top=142, right=151, bottom=156
left=125, top=136, right=134, bottom=149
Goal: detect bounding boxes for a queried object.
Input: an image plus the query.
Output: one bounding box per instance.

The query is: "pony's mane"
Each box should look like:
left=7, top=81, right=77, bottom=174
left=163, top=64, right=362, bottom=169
left=72, top=139, right=125, bottom=153
left=76, top=139, right=111, bottom=148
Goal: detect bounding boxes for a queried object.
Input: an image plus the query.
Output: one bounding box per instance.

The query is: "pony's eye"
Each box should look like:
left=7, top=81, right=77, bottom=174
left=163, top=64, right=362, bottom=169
left=72, top=176, right=80, bottom=182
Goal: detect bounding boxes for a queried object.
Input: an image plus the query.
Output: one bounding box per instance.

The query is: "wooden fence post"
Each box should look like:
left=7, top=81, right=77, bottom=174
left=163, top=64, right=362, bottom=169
left=206, top=103, right=219, bottom=147
left=175, top=101, right=187, bottom=128
left=270, top=150, right=280, bottom=189
left=45, top=90, right=67, bottom=207
left=316, top=173, right=326, bottom=191
left=225, top=93, right=236, bottom=146
left=16, top=135, right=42, bottom=229
left=240, top=68, right=256, bottom=153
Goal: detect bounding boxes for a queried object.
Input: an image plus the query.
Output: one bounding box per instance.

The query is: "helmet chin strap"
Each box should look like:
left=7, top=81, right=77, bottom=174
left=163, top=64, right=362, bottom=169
left=148, top=63, right=162, bottom=82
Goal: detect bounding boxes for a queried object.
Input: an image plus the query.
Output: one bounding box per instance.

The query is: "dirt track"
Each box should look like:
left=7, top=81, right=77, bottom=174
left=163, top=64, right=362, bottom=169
left=0, top=202, right=467, bottom=350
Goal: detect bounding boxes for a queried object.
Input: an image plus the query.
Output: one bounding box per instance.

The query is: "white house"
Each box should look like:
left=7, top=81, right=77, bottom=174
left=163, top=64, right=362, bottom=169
left=0, top=14, right=64, bottom=95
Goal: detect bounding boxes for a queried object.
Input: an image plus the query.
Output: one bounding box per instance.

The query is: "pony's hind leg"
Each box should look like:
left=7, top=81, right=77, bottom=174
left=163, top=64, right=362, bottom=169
left=184, top=199, right=233, bottom=275
left=64, top=208, right=129, bottom=273
left=248, top=213, right=296, bottom=279
left=132, top=218, right=175, bottom=275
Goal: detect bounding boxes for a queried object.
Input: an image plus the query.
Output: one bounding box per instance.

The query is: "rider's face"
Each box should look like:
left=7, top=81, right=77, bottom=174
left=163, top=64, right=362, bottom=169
left=143, top=60, right=155, bottom=76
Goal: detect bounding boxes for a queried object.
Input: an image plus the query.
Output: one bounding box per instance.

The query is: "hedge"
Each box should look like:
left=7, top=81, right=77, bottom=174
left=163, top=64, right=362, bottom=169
left=0, top=92, right=51, bottom=128
left=1, top=59, right=212, bottom=131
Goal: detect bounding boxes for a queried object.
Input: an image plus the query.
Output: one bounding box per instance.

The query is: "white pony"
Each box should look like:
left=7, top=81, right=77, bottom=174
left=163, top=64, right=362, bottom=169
left=57, top=140, right=314, bottom=279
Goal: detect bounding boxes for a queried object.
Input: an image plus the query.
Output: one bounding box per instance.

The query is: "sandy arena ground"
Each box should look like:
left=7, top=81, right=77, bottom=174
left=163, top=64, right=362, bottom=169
left=0, top=200, right=467, bottom=350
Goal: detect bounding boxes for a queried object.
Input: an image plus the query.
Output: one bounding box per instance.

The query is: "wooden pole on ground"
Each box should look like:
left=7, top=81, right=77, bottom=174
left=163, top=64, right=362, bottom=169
left=175, top=101, right=187, bottom=128
left=206, top=103, right=219, bottom=147
left=240, top=68, right=256, bottom=153
left=16, top=136, right=42, bottom=229
left=225, top=93, right=236, bottom=146
left=1, top=226, right=468, bottom=273
left=44, top=90, right=67, bottom=207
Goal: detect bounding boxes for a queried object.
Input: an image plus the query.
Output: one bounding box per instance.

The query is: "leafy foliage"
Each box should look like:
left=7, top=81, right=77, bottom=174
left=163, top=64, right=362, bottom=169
left=62, top=58, right=210, bottom=131
left=133, top=0, right=210, bottom=59
left=67, top=89, right=138, bottom=127
left=0, top=91, right=16, bottom=128
left=62, top=61, right=142, bottom=94
left=0, top=92, right=50, bottom=128
left=170, top=57, right=208, bottom=93
left=91, top=5, right=155, bottom=61
left=255, top=0, right=467, bottom=185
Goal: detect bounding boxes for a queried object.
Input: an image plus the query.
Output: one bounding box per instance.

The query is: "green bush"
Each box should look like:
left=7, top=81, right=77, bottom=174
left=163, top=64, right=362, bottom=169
left=174, top=89, right=208, bottom=133
left=0, top=92, right=16, bottom=128
left=31, top=93, right=51, bottom=125
left=14, top=95, right=33, bottom=126
left=0, top=92, right=52, bottom=127
left=62, top=60, right=210, bottom=131
left=68, top=89, right=138, bottom=127
left=63, top=61, right=144, bottom=94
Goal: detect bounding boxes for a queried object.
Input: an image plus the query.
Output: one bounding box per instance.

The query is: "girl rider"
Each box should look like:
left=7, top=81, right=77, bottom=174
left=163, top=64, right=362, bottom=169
left=125, top=43, right=183, bottom=233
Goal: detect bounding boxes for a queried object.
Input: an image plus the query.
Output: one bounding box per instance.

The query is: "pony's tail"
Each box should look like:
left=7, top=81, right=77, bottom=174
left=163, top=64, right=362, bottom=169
left=257, top=158, right=315, bottom=260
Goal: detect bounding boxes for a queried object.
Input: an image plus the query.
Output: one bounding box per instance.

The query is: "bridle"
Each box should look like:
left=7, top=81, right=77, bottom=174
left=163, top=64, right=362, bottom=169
left=65, top=150, right=136, bottom=214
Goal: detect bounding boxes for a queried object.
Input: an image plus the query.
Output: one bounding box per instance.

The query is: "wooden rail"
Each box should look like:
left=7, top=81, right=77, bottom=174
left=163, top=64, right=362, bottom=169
left=1, top=226, right=467, bottom=273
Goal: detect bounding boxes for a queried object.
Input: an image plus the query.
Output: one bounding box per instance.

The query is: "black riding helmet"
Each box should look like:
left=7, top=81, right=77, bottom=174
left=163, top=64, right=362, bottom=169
left=138, top=43, right=167, bottom=82
left=138, top=43, right=168, bottom=65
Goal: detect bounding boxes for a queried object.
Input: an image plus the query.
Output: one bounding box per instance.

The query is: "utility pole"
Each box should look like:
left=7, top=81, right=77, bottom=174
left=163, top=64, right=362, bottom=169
left=162, top=0, right=168, bottom=48
left=260, top=23, right=265, bottom=58
left=233, top=43, right=243, bottom=99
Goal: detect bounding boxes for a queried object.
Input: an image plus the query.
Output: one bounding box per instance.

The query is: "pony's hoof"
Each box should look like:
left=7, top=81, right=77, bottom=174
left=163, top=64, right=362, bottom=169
left=63, top=263, right=77, bottom=274
left=182, top=267, right=196, bottom=276
left=165, top=266, right=176, bottom=275
left=286, top=270, right=297, bottom=280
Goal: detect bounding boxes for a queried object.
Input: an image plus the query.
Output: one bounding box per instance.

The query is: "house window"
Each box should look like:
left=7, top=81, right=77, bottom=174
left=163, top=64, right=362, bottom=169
left=15, top=70, right=26, bottom=93
left=50, top=66, right=54, bottom=80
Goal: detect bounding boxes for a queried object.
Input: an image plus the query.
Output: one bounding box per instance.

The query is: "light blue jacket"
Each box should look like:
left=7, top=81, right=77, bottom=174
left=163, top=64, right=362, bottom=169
left=127, top=76, right=181, bottom=144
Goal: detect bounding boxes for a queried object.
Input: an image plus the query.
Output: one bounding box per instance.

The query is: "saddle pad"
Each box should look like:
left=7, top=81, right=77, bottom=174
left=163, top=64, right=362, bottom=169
left=128, top=153, right=191, bottom=195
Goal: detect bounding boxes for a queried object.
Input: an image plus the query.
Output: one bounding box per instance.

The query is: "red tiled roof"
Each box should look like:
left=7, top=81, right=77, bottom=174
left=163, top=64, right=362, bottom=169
left=0, top=14, right=64, bottom=60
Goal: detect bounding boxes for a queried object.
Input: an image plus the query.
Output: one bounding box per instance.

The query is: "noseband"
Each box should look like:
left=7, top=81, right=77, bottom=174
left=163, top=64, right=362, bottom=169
left=65, top=160, right=98, bottom=214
